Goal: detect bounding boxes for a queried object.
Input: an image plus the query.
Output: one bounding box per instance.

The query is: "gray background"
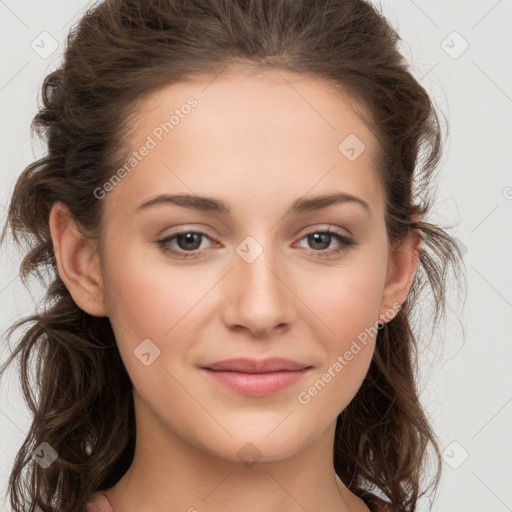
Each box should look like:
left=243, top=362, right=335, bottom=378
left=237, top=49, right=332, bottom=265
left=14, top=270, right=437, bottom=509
left=1, top=0, right=511, bottom=510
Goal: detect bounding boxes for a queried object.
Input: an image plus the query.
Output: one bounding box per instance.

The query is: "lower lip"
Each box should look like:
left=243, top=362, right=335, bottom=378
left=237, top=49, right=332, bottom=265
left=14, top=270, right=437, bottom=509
left=200, top=368, right=311, bottom=396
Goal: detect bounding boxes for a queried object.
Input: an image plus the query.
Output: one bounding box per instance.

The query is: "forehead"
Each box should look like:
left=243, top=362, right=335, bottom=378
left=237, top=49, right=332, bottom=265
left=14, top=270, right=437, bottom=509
left=130, top=65, right=378, bottom=154
left=107, top=66, right=384, bottom=218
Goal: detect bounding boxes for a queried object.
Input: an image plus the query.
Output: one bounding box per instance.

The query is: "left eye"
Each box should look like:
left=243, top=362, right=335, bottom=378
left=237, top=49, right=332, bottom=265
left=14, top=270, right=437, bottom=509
left=296, top=231, right=347, bottom=250
left=156, top=229, right=356, bottom=260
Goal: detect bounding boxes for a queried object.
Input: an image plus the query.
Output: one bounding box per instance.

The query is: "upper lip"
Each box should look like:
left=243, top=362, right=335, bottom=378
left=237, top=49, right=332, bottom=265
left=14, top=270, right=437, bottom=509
left=201, top=358, right=312, bottom=373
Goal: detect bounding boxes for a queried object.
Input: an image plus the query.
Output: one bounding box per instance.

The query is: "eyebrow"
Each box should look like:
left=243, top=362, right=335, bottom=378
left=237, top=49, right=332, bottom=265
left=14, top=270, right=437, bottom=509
left=135, top=191, right=372, bottom=217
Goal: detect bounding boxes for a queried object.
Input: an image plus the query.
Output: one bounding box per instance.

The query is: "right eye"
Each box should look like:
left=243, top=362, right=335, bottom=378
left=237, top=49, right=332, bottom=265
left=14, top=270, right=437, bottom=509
left=156, top=230, right=215, bottom=259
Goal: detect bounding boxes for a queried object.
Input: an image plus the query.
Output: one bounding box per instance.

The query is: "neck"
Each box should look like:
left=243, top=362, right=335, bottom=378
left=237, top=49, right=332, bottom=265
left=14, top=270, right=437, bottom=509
left=102, top=392, right=369, bottom=512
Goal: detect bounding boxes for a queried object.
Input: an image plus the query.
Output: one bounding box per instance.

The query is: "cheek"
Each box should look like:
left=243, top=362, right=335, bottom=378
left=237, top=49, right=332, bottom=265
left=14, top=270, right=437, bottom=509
left=294, top=252, right=387, bottom=408
left=101, top=253, right=196, bottom=403
left=100, top=237, right=175, bottom=355
left=102, top=242, right=212, bottom=363
left=303, top=256, right=387, bottom=344
left=101, top=229, right=174, bottom=326
left=297, top=273, right=383, bottom=414
left=104, top=267, right=166, bottom=341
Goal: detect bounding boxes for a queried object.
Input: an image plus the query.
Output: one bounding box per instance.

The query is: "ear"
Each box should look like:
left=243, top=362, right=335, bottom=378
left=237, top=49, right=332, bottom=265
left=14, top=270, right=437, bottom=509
left=378, top=226, right=422, bottom=323
left=49, top=201, right=107, bottom=317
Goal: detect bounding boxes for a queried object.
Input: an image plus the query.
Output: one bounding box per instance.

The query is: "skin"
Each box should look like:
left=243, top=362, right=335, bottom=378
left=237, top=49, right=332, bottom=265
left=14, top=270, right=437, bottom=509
left=49, top=64, right=421, bottom=512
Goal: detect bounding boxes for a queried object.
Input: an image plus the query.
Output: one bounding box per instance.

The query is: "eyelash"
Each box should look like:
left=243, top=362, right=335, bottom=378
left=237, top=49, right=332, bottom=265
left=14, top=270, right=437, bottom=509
left=155, top=228, right=357, bottom=260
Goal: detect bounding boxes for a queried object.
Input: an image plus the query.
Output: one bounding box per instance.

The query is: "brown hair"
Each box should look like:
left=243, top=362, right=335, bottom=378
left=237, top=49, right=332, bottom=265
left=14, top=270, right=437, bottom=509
left=0, top=0, right=465, bottom=510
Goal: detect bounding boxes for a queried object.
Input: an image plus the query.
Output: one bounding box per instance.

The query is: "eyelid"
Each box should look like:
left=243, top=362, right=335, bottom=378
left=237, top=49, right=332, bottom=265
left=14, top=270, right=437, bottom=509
left=155, top=223, right=357, bottom=260
left=157, top=223, right=352, bottom=244
left=156, top=224, right=217, bottom=240
left=296, top=223, right=351, bottom=238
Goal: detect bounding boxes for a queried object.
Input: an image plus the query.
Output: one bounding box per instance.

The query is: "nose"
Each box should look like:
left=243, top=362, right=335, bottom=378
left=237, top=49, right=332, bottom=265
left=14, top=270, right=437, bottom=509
left=222, top=242, right=294, bottom=338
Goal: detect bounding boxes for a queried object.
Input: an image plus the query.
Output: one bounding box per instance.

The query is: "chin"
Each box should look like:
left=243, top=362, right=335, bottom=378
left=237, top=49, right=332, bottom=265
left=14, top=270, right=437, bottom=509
left=194, top=427, right=309, bottom=465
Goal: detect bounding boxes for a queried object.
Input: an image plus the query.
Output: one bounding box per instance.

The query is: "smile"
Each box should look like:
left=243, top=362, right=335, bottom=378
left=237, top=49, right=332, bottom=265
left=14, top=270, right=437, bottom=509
left=200, top=368, right=312, bottom=396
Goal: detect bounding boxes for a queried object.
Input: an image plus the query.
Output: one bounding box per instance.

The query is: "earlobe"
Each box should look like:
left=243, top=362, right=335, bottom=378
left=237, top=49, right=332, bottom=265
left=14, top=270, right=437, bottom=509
left=379, top=228, right=422, bottom=322
left=49, top=201, right=107, bottom=317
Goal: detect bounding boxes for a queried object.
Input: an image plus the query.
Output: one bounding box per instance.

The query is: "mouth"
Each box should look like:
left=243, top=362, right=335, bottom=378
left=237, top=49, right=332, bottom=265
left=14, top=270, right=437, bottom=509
left=199, top=358, right=313, bottom=396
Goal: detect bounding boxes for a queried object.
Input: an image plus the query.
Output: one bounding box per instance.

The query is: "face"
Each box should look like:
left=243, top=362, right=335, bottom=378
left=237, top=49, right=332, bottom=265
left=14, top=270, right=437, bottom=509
left=92, top=66, right=401, bottom=463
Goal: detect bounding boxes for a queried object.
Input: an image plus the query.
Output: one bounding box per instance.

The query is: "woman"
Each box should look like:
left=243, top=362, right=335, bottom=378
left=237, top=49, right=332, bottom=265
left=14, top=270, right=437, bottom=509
left=0, top=0, right=464, bottom=511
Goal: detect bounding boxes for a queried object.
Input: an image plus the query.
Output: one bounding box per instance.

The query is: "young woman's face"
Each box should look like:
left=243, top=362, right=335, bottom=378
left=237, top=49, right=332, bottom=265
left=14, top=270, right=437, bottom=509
left=96, top=67, right=400, bottom=463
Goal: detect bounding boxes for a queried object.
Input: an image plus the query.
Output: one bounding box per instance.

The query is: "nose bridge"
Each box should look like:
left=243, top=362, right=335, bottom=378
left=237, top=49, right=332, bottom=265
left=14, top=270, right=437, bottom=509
left=225, top=232, right=293, bottom=334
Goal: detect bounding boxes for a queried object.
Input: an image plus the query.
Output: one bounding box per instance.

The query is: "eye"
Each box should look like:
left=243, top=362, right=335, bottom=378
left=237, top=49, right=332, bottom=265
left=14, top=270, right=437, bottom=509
left=156, top=231, right=215, bottom=259
left=295, top=229, right=357, bottom=259
left=155, top=228, right=357, bottom=260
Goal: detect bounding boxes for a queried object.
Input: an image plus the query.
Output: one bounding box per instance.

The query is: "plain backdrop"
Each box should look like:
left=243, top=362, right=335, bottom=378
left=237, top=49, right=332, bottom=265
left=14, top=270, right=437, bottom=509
left=1, top=1, right=511, bottom=511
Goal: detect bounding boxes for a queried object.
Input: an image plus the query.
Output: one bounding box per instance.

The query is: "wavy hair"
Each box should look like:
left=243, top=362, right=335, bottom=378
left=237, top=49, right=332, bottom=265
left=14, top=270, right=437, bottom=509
left=0, top=0, right=465, bottom=510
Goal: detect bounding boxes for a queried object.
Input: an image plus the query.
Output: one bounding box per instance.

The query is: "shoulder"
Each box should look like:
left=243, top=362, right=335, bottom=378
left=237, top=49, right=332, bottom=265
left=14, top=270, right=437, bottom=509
left=86, top=492, right=115, bottom=512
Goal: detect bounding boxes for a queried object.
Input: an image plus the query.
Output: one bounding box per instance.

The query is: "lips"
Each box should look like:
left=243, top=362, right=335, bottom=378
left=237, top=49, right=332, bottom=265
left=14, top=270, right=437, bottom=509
left=201, top=357, right=312, bottom=373
left=199, top=358, right=313, bottom=396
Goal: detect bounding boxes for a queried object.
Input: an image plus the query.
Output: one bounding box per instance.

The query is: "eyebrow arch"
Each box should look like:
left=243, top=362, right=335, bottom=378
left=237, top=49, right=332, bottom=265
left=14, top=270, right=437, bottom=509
left=135, top=192, right=372, bottom=217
